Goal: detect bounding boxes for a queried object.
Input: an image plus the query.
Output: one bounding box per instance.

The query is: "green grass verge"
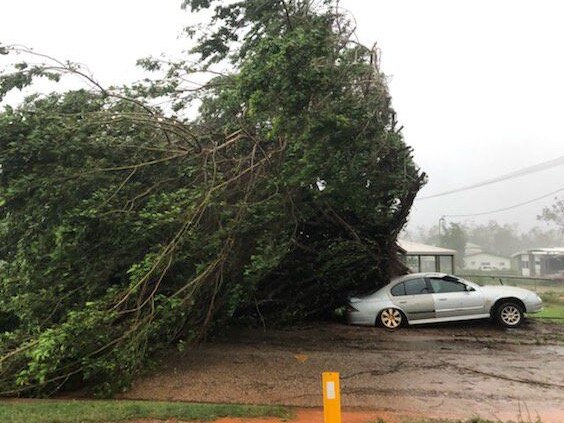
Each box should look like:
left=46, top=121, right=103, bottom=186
left=0, top=400, right=291, bottom=423
left=530, top=292, right=564, bottom=323
left=534, top=303, right=564, bottom=321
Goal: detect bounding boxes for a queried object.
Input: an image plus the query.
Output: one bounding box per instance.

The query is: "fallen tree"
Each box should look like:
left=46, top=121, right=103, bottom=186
left=0, top=0, right=425, bottom=396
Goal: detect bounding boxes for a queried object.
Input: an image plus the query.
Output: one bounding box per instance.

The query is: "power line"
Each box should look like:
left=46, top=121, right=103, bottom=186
left=417, top=154, right=564, bottom=200
left=442, top=185, right=564, bottom=218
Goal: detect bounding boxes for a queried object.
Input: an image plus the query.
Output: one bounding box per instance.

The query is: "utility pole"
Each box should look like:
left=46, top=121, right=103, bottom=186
left=438, top=216, right=446, bottom=246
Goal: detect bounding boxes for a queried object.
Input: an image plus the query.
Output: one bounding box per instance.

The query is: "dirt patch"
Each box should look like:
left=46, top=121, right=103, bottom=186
left=121, top=320, right=564, bottom=422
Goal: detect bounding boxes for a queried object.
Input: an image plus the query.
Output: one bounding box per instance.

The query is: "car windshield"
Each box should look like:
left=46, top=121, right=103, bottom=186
left=448, top=275, right=479, bottom=288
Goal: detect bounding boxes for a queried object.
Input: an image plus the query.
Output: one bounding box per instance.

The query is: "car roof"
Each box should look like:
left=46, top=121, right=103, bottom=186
left=391, top=272, right=448, bottom=284
left=388, top=273, right=479, bottom=289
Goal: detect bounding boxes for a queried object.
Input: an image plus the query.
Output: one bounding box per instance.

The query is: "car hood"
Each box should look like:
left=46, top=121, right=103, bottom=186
left=479, top=285, right=535, bottom=298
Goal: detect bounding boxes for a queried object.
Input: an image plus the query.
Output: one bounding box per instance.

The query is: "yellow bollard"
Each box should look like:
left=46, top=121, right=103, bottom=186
left=322, top=372, right=341, bottom=423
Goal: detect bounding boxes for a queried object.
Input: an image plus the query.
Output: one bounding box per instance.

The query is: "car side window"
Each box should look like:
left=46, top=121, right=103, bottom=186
left=403, top=278, right=429, bottom=295
left=430, top=278, right=466, bottom=293
left=390, top=283, right=406, bottom=296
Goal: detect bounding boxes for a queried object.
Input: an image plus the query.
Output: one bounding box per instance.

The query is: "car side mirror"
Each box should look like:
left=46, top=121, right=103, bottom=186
left=465, top=285, right=475, bottom=292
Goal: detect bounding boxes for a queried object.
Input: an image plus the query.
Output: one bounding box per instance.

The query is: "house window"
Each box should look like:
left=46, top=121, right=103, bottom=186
left=405, top=256, right=419, bottom=273
left=439, top=255, right=453, bottom=273
left=420, top=256, right=436, bottom=272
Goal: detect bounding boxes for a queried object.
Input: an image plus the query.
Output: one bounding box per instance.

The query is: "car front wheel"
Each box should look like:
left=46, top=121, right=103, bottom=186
left=495, top=301, right=524, bottom=328
left=379, top=308, right=404, bottom=329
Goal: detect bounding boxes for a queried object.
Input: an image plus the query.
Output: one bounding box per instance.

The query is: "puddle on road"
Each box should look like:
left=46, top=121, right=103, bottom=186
left=544, top=345, right=564, bottom=355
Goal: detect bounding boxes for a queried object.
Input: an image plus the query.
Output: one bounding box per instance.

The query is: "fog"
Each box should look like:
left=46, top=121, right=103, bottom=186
left=347, top=0, right=564, bottom=233
left=2, top=0, right=563, bottom=234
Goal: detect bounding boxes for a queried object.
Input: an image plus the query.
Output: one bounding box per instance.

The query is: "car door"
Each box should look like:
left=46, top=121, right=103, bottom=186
left=390, top=277, right=436, bottom=321
left=429, top=276, right=485, bottom=318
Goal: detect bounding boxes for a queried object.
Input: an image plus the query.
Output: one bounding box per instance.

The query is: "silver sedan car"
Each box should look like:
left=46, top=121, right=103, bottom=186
left=346, top=272, right=543, bottom=329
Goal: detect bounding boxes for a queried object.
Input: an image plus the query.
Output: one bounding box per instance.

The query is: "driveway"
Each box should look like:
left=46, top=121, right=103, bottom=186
left=122, top=320, right=564, bottom=422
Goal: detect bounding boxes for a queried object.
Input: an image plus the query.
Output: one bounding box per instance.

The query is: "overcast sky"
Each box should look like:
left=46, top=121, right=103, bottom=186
left=2, top=0, right=564, bottom=233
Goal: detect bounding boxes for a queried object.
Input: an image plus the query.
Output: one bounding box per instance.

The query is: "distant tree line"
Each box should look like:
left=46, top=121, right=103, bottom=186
left=410, top=218, right=564, bottom=260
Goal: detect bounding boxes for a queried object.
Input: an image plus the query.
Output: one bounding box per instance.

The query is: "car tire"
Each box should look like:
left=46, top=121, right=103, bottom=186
left=495, top=301, right=524, bottom=328
left=378, top=308, right=404, bottom=330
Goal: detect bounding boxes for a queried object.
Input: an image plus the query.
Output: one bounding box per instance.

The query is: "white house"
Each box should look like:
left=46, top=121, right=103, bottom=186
left=464, top=252, right=511, bottom=271
left=465, top=242, right=483, bottom=256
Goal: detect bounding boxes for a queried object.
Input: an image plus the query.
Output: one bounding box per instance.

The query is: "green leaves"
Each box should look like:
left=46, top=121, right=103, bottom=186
left=0, top=0, right=424, bottom=397
left=0, top=65, right=61, bottom=102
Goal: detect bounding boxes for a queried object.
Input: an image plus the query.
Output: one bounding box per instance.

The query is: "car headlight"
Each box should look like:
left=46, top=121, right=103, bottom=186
left=529, top=292, right=542, bottom=302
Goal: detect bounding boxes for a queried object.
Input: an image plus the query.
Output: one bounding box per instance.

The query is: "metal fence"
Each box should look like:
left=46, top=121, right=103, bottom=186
left=456, top=273, right=564, bottom=293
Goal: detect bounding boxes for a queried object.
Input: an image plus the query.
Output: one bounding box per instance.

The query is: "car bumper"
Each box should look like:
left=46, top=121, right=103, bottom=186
left=525, top=298, right=543, bottom=313
left=346, top=311, right=374, bottom=326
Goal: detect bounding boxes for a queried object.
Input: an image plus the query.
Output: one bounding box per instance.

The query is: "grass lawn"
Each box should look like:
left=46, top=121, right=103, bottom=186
left=0, top=400, right=291, bottom=423
left=531, top=291, right=564, bottom=323
left=534, top=303, right=564, bottom=321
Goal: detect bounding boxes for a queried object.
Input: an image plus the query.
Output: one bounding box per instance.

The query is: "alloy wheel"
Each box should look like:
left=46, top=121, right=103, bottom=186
left=380, top=308, right=402, bottom=329
left=500, top=305, right=522, bottom=326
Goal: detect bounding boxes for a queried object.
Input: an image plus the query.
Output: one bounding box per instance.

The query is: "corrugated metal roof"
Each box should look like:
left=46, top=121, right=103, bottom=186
left=464, top=252, right=510, bottom=260
left=512, top=247, right=564, bottom=257
left=397, top=239, right=456, bottom=255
